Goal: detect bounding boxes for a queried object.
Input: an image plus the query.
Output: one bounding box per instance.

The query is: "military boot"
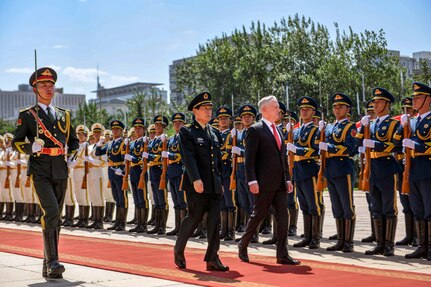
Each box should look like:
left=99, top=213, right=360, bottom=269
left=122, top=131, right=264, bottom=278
left=93, top=206, right=104, bottom=230
left=3, top=202, right=14, bottom=221
left=61, top=205, right=75, bottom=227
left=157, top=209, right=168, bottom=235
left=427, top=221, right=431, bottom=261
left=147, top=204, right=156, bottom=226
left=167, top=209, right=181, bottom=236
left=12, top=202, right=24, bottom=222
left=365, top=218, right=385, bottom=255
left=107, top=207, right=120, bottom=230
left=405, top=220, right=427, bottom=259
left=396, top=212, right=414, bottom=245
left=219, top=211, right=228, bottom=239
left=147, top=208, right=161, bottom=234
left=115, top=207, right=127, bottom=231
left=78, top=206, right=90, bottom=228
left=129, top=207, right=142, bottom=232
left=138, top=207, right=149, bottom=233
left=327, top=218, right=344, bottom=251
left=127, top=208, right=137, bottom=224
left=262, top=215, right=278, bottom=244
left=362, top=212, right=376, bottom=242
left=309, top=215, right=321, bottom=249
left=383, top=217, right=397, bottom=256
left=294, top=214, right=311, bottom=247
left=24, top=203, right=36, bottom=223
left=342, top=218, right=355, bottom=253
left=42, top=229, right=65, bottom=278
left=224, top=211, right=236, bottom=241
left=104, top=202, right=115, bottom=222
left=288, top=208, right=298, bottom=236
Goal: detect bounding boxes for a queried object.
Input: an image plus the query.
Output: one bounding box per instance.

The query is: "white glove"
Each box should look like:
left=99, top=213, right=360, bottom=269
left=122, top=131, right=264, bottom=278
left=285, top=123, right=293, bottom=133
left=319, top=142, right=328, bottom=151
left=402, top=138, right=416, bottom=150
left=363, top=139, right=376, bottom=148
left=161, top=151, right=169, bottom=158
left=318, top=120, right=326, bottom=131
left=32, top=142, right=42, bottom=153
left=160, top=134, right=166, bottom=141
left=114, top=168, right=123, bottom=176
left=143, top=136, right=148, bottom=143
left=361, top=116, right=370, bottom=127
left=19, top=159, right=27, bottom=164
left=6, top=161, right=16, bottom=167
left=142, top=151, right=149, bottom=159
left=286, top=143, right=297, bottom=153
left=67, top=160, right=77, bottom=168
left=230, top=129, right=237, bottom=137
left=124, top=154, right=133, bottom=161
left=79, top=142, right=87, bottom=148
left=124, top=138, right=129, bottom=145
left=358, top=146, right=366, bottom=154
left=231, top=146, right=242, bottom=155
left=83, top=156, right=93, bottom=163
left=96, top=139, right=104, bottom=147
left=400, top=114, right=409, bottom=126
left=101, top=154, right=108, bottom=161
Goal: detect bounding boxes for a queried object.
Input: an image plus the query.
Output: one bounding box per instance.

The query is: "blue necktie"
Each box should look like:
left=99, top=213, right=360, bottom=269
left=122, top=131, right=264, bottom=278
left=415, top=116, right=421, bottom=131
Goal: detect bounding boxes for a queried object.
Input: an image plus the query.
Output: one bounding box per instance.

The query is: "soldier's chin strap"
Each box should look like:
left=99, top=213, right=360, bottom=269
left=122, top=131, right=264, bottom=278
left=416, top=95, right=430, bottom=112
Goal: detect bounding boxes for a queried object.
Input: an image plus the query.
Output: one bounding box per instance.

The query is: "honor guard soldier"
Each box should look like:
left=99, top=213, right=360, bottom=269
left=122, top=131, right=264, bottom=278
left=164, top=113, right=187, bottom=236
left=19, top=151, right=35, bottom=223
left=124, top=117, right=149, bottom=233
left=395, top=97, right=418, bottom=246
left=0, top=136, right=5, bottom=219
left=231, top=104, right=257, bottom=241
left=210, top=117, right=220, bottom=130
left=287, top=96, right=322, bottom=249
left=361, top=100, right=378, bottom=243
left=12, top=67, right=79, bottom=278
left=144, top=115, right=169, bottom=234
left=394, top=82, right=431, bottom=260
left=357, top=87, right=401, bottom=256
left=3, top=133, right=17, bottom=221
left=146, top=124, right=157, bottom=226
left=96, top=120, right=127, bottom=231
left=216, top=106, right=237, bottom=241
left=319, top=93, right=357, bottom=252
left=69, top=125, right=91, bottom=228
left=83, top=123, right=106, bottom=230
left=313, top=110, right=322, bottom=126
left=102, top=129, right=115, bottom=222
left=174, top=92, right=229, bottom=271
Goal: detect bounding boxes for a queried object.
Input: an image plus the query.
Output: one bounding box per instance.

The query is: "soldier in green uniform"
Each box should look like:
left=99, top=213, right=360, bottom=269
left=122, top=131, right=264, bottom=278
left=12, top=67, right=79, bottom=278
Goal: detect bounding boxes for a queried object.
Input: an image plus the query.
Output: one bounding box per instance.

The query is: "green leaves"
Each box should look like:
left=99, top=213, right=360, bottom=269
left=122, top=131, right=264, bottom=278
left=175, top=14, right=405, bottom=121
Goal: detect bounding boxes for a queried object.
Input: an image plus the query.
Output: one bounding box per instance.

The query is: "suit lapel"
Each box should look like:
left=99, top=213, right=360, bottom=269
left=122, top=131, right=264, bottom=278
left=262, top=121, right=280, bottom=152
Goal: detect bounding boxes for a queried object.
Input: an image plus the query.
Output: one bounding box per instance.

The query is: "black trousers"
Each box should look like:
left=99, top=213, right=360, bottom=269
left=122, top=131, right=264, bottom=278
left=241, top=187, right=289, bottom=259
left=175, top=190, right=222, bottom=262
left=32, top=175, right=67, bottom=230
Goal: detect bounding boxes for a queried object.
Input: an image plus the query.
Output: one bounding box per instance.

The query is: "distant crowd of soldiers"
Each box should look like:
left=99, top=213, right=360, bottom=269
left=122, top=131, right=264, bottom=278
left=1, top=82, right=430, bottom=262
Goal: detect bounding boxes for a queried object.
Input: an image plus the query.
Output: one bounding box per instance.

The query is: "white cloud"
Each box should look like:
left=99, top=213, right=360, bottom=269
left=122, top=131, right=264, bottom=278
left=48, top=65, right=62, bottom=71
left=61, top=66, right=138, bottom=87
left=53, top=45, right=67, bottom=49
left=4, top=67, right=33, bottom=74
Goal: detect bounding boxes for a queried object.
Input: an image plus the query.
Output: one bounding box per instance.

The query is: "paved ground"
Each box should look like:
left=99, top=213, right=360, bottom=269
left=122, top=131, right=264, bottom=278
left=0, top=191, right=430, bottom=286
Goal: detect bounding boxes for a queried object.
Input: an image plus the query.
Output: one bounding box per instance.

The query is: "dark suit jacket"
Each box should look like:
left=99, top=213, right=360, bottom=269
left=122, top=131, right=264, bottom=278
left=12, top=105, right=79, bottom=179
left=245, top=120, right=290, bottom=192
left=179, top=120, right=223, bottom=195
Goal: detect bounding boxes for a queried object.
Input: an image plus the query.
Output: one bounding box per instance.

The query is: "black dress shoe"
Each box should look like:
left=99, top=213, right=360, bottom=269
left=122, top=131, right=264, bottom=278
left=206, top=258, right=229, bottom=271
left=277, top=255, right=301, bottom=265
left=174, top=251, right=186, bottom=269
left=262, top=238, right=277, bottom=245
left=238, top=242, right=249, bottom=262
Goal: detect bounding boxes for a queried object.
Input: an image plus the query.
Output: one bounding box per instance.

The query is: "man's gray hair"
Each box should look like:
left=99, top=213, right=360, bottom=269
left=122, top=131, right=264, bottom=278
left=258, top=95, right=278, bottom=112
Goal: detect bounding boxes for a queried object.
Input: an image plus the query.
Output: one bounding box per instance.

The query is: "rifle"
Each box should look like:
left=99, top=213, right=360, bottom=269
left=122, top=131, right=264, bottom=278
left=122, top=137, right=131, bottom=190
left=361, top=119, right=371, bottom=192
left=229, top=130, right=238, bottom=190
left=81, top=142, right=89, bottom=189
left=4, top=148, right=10, bottom=189
left=316, top=87, right=326, bottom=192
left=286, top=85, right=294, bottom=178
left=138, top=137, right=149, bottom=190
left=33, top=50, right=45, bottom=155
left=15, top=153, right=21, bottom=188
left=159, top=135, right=168, bottom=190
left=401, top=112, right=411, bottom=195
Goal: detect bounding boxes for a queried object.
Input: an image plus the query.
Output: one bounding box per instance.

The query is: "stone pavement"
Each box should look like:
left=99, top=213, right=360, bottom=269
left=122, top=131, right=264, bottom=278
left=0, top=191, right=430, bottom=286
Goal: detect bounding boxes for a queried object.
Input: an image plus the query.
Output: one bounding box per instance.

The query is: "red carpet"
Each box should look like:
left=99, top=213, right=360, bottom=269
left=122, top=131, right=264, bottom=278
left=0, top=227, right=430, bottom=287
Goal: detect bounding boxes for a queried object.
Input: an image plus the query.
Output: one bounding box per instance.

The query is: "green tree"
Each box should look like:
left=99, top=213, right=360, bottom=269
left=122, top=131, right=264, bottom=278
left=72, top=101, right=113, bottom=129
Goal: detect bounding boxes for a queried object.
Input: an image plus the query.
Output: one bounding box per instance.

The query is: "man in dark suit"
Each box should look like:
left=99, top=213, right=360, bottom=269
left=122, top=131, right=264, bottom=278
left=238, top=95, right=300, bottom=265
left=12, top=67, right=79, bottom=278
left=174, top=92, right=229, bottom=271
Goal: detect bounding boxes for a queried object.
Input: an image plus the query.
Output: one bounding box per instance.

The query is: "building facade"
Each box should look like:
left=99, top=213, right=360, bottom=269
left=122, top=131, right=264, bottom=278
left=169, top=57, right=195, bottom=106
left=0, top=84, right=85, bottom=122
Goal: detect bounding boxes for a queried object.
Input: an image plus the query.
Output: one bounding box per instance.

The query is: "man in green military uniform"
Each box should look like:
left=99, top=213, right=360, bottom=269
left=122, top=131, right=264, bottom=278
left=12, top=67, right=79, bottom=278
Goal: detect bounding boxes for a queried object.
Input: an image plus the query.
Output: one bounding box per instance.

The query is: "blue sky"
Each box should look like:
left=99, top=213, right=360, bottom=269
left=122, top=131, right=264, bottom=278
left=0, top=0, right=429, bottom=103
